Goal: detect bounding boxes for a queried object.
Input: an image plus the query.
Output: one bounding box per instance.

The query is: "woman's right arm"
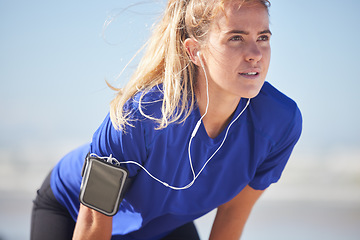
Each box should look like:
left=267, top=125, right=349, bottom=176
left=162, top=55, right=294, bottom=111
left=73, top=204, right=113, bottom=240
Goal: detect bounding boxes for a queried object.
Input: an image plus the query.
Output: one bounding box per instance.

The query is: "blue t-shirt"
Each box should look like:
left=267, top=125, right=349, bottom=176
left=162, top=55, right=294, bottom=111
left=51, top=81, right=302, bottom=240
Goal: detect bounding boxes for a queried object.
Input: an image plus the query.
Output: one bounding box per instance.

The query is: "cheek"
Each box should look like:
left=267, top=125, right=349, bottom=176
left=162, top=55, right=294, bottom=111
left=209, top=49, right=239, bottom=70
left=263, top=47, right=271, bottom=65
left=205, top=40, right=235, bottom=64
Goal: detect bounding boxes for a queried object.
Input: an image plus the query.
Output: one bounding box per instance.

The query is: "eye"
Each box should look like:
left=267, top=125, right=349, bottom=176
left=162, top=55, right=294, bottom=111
left=229, top=35, right=244, bottom=42
left=258, top=35, right=270, bottom=42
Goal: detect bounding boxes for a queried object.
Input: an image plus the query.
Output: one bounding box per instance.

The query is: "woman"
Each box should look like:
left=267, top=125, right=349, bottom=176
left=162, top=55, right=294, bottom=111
left=31, top=0, right=302, bottom=239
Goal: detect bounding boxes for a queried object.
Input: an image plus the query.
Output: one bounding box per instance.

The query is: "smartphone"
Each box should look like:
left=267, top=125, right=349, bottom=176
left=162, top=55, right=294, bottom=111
left=79, top=155, right=129, bottom=216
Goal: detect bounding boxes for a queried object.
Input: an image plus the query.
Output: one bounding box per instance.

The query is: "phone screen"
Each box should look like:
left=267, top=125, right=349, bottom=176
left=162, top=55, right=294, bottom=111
left=80, top=158, right=128, bottom=216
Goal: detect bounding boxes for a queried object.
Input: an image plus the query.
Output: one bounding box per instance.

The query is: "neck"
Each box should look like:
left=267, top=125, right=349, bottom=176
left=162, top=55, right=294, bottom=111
left=196, top=78, right=241, bottom=139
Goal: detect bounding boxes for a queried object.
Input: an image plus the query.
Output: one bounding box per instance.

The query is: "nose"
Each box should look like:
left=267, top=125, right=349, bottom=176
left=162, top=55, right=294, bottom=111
left=245, top=42, right=262, bottom=63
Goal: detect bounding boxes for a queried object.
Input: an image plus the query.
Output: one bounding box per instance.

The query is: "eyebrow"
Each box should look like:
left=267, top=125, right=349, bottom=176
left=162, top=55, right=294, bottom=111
left=225, top=29, right=272, bottom=35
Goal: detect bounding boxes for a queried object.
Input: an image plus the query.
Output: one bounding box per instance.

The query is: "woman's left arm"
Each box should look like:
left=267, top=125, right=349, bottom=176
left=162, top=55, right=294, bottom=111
left=209, top=185, right=264, bottom=240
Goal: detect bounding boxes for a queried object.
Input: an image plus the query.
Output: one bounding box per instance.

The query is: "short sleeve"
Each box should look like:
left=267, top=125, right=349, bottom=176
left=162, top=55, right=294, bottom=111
left=249, top=107, right=302, bottom=190
left=90, top=112, right=148, bottom=177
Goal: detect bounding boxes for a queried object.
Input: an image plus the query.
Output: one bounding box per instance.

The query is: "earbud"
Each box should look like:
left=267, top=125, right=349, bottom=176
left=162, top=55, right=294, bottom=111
left=197, top=51, right=205, bottom=69
left=196, top=51, right=201, bottom=58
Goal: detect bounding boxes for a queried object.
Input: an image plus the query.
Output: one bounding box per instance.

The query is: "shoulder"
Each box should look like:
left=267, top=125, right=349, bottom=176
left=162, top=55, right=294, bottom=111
left=92, top=87, right=164, bottom=148
left=125, top=85, right=164, bottom=121
left=253, top=82, right=300, bottom=116
left=249, top=82, right=302, bottom=146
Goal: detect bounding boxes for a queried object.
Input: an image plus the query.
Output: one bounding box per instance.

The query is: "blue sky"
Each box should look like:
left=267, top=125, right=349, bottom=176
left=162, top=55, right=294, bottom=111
left=0, top=0, right=359, bottom=160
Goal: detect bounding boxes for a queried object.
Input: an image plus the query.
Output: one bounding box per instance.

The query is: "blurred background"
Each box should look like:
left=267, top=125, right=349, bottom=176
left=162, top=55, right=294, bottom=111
left=0, top=0, right=359, bottom=239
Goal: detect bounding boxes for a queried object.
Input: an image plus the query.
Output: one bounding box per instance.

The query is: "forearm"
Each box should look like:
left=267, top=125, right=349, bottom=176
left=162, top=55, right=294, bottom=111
left=209, top=206, right=249, bottom=240
left=209, top=185, right=264, bottom=240
left=73, top=204, right=113, bottom=240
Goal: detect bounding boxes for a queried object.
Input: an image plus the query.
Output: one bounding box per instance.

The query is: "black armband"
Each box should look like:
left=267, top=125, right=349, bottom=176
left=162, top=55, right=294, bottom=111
left=79, top=153, right=129, bottom=216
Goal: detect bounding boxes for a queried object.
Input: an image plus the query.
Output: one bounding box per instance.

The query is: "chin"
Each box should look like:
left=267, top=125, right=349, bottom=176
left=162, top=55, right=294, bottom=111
left=243, top=92, right=260, bottom=99
left=241, top=82, right=264, bottom=99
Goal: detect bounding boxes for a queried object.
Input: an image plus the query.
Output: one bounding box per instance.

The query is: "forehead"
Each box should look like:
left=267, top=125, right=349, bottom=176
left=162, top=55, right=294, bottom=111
left=213, top=2, right=269, bottom=33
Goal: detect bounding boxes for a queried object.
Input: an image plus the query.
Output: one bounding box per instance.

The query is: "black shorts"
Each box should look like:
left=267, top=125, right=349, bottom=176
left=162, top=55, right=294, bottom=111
left=31, top=171, right=200, bottom=240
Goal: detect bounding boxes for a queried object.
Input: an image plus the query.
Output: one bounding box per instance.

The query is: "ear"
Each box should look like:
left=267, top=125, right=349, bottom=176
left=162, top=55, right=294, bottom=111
left=184, top=38, right=201, bottom=66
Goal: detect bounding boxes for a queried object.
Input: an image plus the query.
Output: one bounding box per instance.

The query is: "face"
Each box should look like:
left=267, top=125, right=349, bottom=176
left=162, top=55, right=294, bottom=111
left=200, top=1, right=271, bottom=100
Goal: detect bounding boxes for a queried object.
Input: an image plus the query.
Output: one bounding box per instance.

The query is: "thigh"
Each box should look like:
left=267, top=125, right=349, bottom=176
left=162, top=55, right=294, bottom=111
left=31, top=171, right=76, bottom=240
left=161, top=222, right=200, bottom=240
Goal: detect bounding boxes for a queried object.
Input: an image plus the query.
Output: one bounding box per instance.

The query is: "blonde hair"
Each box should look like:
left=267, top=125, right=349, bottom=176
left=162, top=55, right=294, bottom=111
left=110, top=0, right=270, bottom=130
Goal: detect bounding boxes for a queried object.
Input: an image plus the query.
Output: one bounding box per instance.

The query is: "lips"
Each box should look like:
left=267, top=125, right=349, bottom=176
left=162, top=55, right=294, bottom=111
left=240, top=72, right=259, bottom=76
left=239, top=68, right=261, bottom=78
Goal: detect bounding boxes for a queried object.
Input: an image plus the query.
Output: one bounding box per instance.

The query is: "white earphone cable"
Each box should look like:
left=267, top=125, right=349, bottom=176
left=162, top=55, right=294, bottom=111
left=92, top=52, right=250, bottom=190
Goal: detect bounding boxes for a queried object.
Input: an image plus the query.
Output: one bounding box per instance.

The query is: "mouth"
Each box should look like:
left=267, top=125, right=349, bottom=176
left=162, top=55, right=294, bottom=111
left=239, top=68, right=261, bottom=78
left=240, top=72, right=259, bottom=76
